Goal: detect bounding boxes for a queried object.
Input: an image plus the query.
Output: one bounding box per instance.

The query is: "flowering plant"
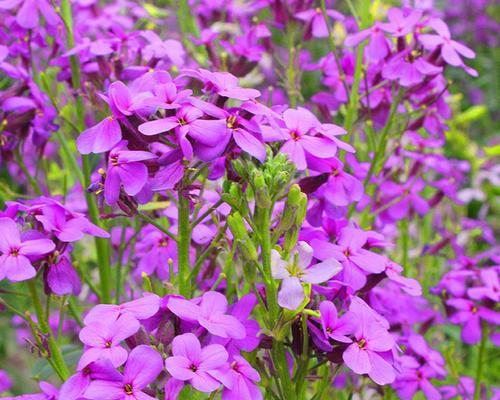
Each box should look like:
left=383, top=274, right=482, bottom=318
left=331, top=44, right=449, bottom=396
left=0, top=0, right=498, bottom=399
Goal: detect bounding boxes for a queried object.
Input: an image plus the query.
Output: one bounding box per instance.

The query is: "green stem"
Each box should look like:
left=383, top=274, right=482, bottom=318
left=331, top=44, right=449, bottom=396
left=177, top=193, right=191, bottom=297
left=137, top=212, right=177, bottom=242
left=27, top=280, right=70, bottom=380
left=474, top=321, right=488, bottom=400
left=15, top=149, right=42, bottom=195
left=258, top=207, right=279, bottom=320
left=344, top=45, right=364, bottom=132
left=59, top=0, right=112, bottom=303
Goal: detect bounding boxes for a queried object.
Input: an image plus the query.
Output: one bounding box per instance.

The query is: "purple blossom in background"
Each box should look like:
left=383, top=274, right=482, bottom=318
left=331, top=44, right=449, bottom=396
left=419, top=18, right=477, bottom=75
left=312, top=227, right=386, bottom=290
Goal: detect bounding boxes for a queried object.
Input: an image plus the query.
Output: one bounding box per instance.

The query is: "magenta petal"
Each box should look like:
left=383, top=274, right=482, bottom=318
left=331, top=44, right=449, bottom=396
left=441, top=44, right=462, bottom=66
left=152, top=161, right=184, bottom=191
left=171, top=333, right=202, bottom=360
left=0, top=217, right=21, bottom=250
left=343, top=344, right=370, bottom=374
left=188, top=119, right=228, bottom=147
left=165, top=356, right=195, bottom=381
left=19, top=238, right=55, bottom=256
left=3, top=254, right=36, bottom=282
left=167, top=297, right=201, bottom=322
left=124, top=345, right=163, bottom=389
left=232, top=130, right=266, bottom=162
left=302, top=258, right=342, bottom=284
left=190, top=371, right=221, bottom=393
left=84, top=380, right=124, bottom=400
left=104, top=167, right=121, bottom=204
left=138, top=118, right=179, bottom=135
left=199, top=344, right=228, bottom=370
left=77, top=117, right=122, bottom=154
left=17, top=0, right=38, bottom=29
left=367, top=352, right=395, bottom=385
left=117, top=163, right=148, bottom=196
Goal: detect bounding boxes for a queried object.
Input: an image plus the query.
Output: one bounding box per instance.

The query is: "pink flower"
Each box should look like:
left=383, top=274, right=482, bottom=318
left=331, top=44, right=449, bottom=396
left=0, top=218, right=55, bottom=282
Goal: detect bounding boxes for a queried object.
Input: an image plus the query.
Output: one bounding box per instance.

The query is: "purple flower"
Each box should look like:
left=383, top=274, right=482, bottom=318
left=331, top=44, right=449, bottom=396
left=84, top=293, right=161, bottom=325
left=210, top=294, right=261, bottom=356
left=467, top=268, right=499, bottom=302
left=295, top=8, right=344, bottom=39
left=167, top=292, right=246, bottom=339
left=84, top=345, right=163, bottom=400
left=0, top=218, right=55, bottom=282
left=0, top=0, right=59, bottom=30
left=342, top=301, right=395, bottom=385
left=380, top=8, right=422, bottom=37
left=0, top=369, right=12, bottom=393
left=345, top=23, right=390, bottom=61
left=383, top=51, right=443, bottom=87
left=46, top=255, right=81, bottom=296
left=384, top=260, right=422, bottom=296
left=35, top=203, right=109, bottom=242
left=164, top=333, right=228, bottom=393
left=446, top=298, right=500, bottom=344
left=264, top=108, right=338, bottom=170
left=183, top=68, right=261, bottom=100
left=78, top=314, right=140, bottom=368
left=77, top=81, right=143, bottom=155
left=419, top=18, right=477, bottom=75
left=59, top=360, right=122, bottom=400
left=104, top=141, right=156, bottom=204
left=306, top=157, right=363, bottom=206
left=221, top=356, right=262, bottom=400
left=319, top=301, right=356, bottom=343
left=312, top=227, right=386, bottom=290
left=394, top=356, right=442, bottom=400
left=77, top=116, right=122, bottom=155
left=271, top=242, right=342, bottom=310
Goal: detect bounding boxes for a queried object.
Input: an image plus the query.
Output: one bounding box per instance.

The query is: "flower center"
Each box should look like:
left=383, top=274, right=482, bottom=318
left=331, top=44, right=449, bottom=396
left=158, top=238, right=169, bottom=247
left=227, top=115, right=237, bottom=129
left=110, top=155, right=119, bottom=166
left=124, top=384, right=133, bottom=395
left=105, top=340, right=112, bottom=348
left=9, top=248, right=20, bottom=257
left=358, top=338, right=367, bottom=349
left=290, top=130, right=300, bottom=141
left=178, top=117, right=187, bottom=126
left=471, top=306, right=478, bottom=314
left=190, top=364, right=198, bottom=372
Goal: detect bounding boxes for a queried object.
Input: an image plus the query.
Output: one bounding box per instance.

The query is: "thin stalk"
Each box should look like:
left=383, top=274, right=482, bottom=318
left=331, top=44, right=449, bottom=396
left=191, top=199, right=223, bottom=228
left=474, top=321, right=488, bottom=400
left=59, top=0, right=112, bottom=303
left=27, top=280, right=70, bottom=380
left=15, top=149, right=43, bottom=195
left=177, top=193, right=191, bottom=297
left=137, top=212, right=177, bottom=242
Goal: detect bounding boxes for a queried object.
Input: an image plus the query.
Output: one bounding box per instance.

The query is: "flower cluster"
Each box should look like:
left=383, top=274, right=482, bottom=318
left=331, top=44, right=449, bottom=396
left=0, top=0, right=498, bottom=399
